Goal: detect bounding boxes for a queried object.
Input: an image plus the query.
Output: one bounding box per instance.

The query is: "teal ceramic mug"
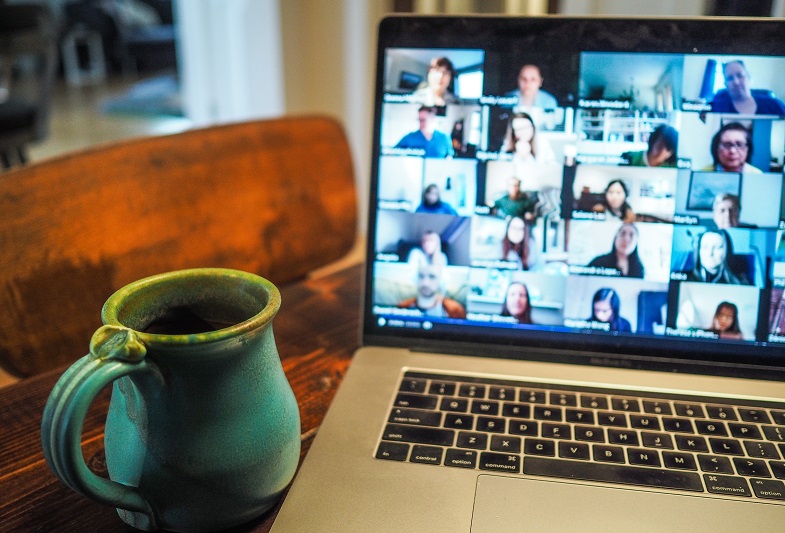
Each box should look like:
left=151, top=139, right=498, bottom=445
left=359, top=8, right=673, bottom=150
left=41, top=268, right=301, bottom=532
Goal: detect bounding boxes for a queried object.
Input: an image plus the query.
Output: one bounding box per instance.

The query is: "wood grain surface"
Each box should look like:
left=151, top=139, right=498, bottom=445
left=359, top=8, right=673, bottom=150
left=0, top=116, right=357, bottom=377
left=0, top=263, right=363, bottom=532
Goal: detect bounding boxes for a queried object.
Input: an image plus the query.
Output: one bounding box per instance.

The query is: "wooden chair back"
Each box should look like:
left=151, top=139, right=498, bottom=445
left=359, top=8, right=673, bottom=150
left=0, top=116, right=357, bottom=377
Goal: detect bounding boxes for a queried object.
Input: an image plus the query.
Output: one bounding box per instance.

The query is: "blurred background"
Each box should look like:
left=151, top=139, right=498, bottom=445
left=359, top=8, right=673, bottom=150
left=1, top=0, right=783, bottom=228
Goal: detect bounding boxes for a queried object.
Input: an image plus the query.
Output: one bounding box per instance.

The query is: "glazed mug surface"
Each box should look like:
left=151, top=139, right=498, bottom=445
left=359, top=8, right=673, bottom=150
left=41, top=268, right=300, bottom=532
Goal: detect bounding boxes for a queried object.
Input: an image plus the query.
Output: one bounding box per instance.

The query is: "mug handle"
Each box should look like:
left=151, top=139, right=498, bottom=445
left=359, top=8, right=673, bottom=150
left=41, top=325, right=162, bottom=530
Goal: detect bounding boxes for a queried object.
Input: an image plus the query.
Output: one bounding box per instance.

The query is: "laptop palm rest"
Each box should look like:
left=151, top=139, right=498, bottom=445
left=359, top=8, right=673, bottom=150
left=471, top=475, right=780, bottom=532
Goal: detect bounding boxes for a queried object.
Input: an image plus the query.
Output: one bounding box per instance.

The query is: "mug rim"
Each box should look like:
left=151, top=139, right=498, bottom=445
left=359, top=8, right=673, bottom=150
left=101, top=268, right=281, bottom=346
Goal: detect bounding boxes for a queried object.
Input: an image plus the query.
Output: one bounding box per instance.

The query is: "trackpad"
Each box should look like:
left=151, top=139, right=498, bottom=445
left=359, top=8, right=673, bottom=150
left=471, top=475, right=780, bottom=533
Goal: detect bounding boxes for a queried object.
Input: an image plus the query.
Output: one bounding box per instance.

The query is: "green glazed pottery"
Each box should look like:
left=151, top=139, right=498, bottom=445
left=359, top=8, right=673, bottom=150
left=41, top=268, right=301, bottom=532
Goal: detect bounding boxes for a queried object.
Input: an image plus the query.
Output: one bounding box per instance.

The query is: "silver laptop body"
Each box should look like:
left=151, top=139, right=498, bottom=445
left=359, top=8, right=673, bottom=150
left=272, top=15, right=785, bottom=532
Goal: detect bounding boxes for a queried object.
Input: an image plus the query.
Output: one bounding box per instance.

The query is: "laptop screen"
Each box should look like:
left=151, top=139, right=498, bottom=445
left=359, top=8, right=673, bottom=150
left=364, top=16, right=785, bottom=374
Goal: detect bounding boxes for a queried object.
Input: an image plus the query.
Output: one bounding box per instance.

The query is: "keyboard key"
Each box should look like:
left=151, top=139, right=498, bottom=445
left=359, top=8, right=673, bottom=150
left=376, top=441, right=409, bottom=461
left=491, top=435, right=522, bottom=453
left=733, top=458, right=771, bottom=478
left=524, top=438, right=556, bottom=456
left=489, top=386, right=515, bottom=401
left=440, top=397, right=469, bottom=412
left=565, top=409, right=595, bottom=424
left=698, top=454, right=734, bottom=474
left=459, top=384, right=486, bottom=398
left=534, top=406, right=563, bottom=421
left=607, top=429, right=639, bottom=446
left=643, top=401, right=672, bottom=415
left=541, top=423, right=571, bottom=440
left=662, top=417, right=694, bottom=434
left=594, top=445, right=625, bottom=464
left=597, top=412, right=627, bottom=427
left=524, top=457, right=703, bottom=492
left=509, top=420, right=538, bottom=436
left=410, top=445, right=443, bottom=465
left=676, top=435, right=709, bottom=452
left=471, top=400, right=500, bottom=416
left=771, top=411, right=785, bottom=426
left=641, top=432, right=673, bottom=450
left=628, top=448, right=661, bottom=467
left=710, top=438, right=744, bottom=456
left=738, top=408, right=771, bottom=424
left=703, top=474, right=751, bottom=497
left=772, top=462, right=785, bottom=480
left=574, top=425, right=605, bottom=443
left=502, top=402, right=531, bottom=419
left=399, top=379, right=426, bottom=393
left=456, top=431, right=488, bottom=450
left=743, top=440, right=780, bottom=459
left=444, top=448, right=477, bottom=469
left=706, top=405, right=737, bottom=421
left=728, top=423, right=762, bottom=440
left=383, top=424, right=454, bottom=446
left=444, top=413, right=474, bottom=430
left=394, top=393, right=438, bottom=410
left=559, top=441, right=590, bottom=460
left=695, top=420, right=727, bottom=437
left=630, top=415, right=660, bottom=431
left=611, top=397, right=640, bottom=412
left=479, top=452, right=520, bottom=473
left=763, top=425, right=785, bottom=442
left=662, top=451, right=697, bottom=471
left=750, top=478, right=785, bottom=500
left=549, top=392, right=577, bottom=407
left=581, top=395, right=609, bottom=410
left=674, top=403, right=705, bottom=418
left=388, top=408, right=442, bottom=427
left=519, top=389, right=546, bottom=404
left=429, top=381, right=457, bottom=396
left=476, top=416, right=505, bottom=433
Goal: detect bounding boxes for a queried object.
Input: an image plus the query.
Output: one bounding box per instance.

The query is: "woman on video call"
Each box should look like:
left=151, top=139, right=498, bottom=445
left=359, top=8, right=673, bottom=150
left=588, top=288, right=632, bottom=333
left=502, top=216, right=537, bottom=270
left=703, top=122, right=762, bottom=174
left=622, top=125, right=679, bottom=168
left=686, top=229, right=751, bottom=285
left=588, top=223, right=645, bottom=278
left=412, top=56, right=460, bottom=107
left=501, top=282, right=533, bottom=324
left=708, top=301, right=744, bottom=340
left=592, top=180, right=636, bottom=223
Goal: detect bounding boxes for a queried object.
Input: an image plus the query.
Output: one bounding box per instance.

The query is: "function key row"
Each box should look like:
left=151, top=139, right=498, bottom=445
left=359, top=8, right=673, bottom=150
left=399, top=378, right=785, bottom=425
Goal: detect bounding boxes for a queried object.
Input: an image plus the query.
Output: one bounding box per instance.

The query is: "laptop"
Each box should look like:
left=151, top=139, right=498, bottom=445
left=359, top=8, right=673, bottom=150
left=271, top=15, right=785, bottom=532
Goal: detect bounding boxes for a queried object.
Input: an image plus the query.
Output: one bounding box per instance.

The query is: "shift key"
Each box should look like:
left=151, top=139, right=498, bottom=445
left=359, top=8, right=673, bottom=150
left=383, top=424, right=455, bottom=446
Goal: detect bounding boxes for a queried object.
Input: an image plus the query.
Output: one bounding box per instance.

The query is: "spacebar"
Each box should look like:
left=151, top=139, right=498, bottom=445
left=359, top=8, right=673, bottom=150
left=524, top=457, right=704, bottom=492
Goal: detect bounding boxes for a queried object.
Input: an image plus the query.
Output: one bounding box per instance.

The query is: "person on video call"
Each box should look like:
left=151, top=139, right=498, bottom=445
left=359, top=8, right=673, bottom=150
left=407, top=230, right=448, bottom=268
left=710, top=60, right=785, bottom=115
left=686, top=229, right=751, bottom=285
left=397, top=263, right=466, bottom=318
left=501, top=282, right=533, bottom=324
left=411, top=56, right=460, bottom=107
left=622, top=125, right=679, bottom=167
left=707, top=301, right=744, bottom=340
left=502, top=216, right=537, bottom=270
left=415, top=183, right=458, bottom=215
left=492, top=176, right=537, bottom=220
left=505, top=64, right=558, bottom=109
left=588, top=288, right=632, bottom=333
left=712, top=193, right=752, bottom=229
left=591, top=179, right=636, bottom=223
left=702, top=122, right=762, bottom=173
left=588, top=223, right=645, bottom=278
left=395, top=106, right=454, bottom=158
left=502, top=111, right=556, bottom=166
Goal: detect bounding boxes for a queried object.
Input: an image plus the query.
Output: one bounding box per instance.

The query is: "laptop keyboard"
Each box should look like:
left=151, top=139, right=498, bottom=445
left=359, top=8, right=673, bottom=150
left=374, top=370, right=785, bottom=502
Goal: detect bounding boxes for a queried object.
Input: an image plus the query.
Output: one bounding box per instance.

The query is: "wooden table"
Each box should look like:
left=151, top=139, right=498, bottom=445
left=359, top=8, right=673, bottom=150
left=0, top=263, right=363, bottom=532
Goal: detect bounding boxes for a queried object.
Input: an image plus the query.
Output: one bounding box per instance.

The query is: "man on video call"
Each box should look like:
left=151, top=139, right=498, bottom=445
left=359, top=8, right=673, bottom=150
left=506, top=64, right=558, bottom=109
left=395, top=106, right=454, bottom=158
left=397, top=263, right=466, bottom=319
